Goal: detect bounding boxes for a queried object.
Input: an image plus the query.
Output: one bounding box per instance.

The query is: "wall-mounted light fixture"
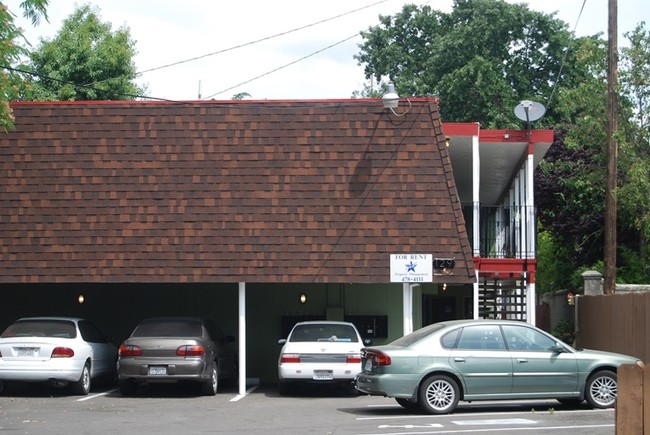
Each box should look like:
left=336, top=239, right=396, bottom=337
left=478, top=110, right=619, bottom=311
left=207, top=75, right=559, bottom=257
left=442, top=283, right=447, bottom=291
left=78, top=294, right=85, bottom=304
left=299, top=293, right=307, bottom=304
left=382, top=82, right=412, bottom=117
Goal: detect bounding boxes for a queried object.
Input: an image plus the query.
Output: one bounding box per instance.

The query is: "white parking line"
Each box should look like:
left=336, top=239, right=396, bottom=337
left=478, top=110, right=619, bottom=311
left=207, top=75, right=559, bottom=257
left=76, top=389, right=118, bottom=402
left=230, top=385, right=258, bottom=402
left=359, top=423, right=615, bottom=435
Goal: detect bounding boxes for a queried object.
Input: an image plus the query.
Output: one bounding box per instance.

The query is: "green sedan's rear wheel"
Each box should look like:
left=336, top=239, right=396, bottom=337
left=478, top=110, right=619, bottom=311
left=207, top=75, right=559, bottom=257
left=418, top=374, right=460, bottom=415
left=585, top=370, right=617, bottom=408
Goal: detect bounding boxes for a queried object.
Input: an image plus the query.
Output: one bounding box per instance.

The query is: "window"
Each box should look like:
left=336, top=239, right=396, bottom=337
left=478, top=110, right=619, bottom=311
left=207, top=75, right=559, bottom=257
left=502, top=324, right=556, bottom=351
left=457, top=325, right=506, bottom=350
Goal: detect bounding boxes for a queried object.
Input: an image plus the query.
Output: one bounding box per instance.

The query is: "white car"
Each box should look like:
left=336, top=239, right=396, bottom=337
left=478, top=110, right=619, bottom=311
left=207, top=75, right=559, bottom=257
left=0, top=317, right=117, bottom=395
left=277, top=320, right=371, bottom=395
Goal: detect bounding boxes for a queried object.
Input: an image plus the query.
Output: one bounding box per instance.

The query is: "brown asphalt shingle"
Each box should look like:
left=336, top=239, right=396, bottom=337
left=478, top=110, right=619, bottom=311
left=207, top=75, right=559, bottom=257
left=1, top=98, right=474, bottom=284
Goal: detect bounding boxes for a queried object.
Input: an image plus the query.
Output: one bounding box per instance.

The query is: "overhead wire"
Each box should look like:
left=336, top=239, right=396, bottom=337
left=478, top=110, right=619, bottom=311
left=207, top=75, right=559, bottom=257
left=545, top=0, right=588, bottom=109
left=137, top=0, right=390, bottom=76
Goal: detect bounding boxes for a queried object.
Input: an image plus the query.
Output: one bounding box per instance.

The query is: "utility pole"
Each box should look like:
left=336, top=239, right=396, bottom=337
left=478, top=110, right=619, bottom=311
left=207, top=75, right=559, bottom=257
left=604, top=0, right=618, bottom=294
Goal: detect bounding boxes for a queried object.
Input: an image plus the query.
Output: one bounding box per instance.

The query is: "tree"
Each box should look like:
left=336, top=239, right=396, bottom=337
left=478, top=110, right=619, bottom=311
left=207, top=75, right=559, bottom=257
left=24, top=4, right=144, bottom=101
left=0, top=0, right=48, bottom=129
left=355, top=0, right=574, bottom=128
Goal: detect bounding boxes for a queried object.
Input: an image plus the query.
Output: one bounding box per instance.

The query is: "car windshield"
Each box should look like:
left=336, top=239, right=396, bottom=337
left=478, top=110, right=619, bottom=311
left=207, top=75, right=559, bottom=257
left=1, top=319, right=77, bottom=339
left=289, top=324, right=358, bottom=342
left=132, top=319, right=202, bottom=338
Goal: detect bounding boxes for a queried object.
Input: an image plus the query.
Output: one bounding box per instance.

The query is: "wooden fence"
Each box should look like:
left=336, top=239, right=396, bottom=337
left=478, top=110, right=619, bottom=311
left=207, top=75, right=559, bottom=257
left=575, top=292, right=650, bottom=363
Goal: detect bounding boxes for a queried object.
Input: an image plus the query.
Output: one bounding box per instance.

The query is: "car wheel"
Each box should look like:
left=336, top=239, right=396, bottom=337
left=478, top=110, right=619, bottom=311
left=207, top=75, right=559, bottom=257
left=395, top=398, right=419, bottom=410
left=0, top=380, right=6, bottom=395
left=201, top=362, right=218, bottom=396
left=119, top=379, right=137, bottom=396
left=418, top=374, right=460, bottom=414
left=585, top=370, right=617, bottom=408
left=72, top=363, right=91, bottom=395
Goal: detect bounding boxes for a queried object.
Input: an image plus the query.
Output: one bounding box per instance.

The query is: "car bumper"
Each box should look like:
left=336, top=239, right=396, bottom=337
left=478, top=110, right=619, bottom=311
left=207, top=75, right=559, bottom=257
left=278, top=363, right=359, bottom=382
left=355, top=372, right=420, bottom=399
left=117, top=358, right=208, bottom=382
left=0, top=360, right=84, bottom=383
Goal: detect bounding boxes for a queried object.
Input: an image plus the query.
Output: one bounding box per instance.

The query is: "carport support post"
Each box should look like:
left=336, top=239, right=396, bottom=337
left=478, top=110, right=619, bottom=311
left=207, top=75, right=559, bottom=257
left=238, top=282, right=246, bottom=395
left=403, top=283, right=414, bottom=335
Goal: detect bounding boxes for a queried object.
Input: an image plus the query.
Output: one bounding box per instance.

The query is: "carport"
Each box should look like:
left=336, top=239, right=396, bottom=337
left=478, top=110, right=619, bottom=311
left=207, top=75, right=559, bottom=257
left=0, top=98, right=476, bottom=392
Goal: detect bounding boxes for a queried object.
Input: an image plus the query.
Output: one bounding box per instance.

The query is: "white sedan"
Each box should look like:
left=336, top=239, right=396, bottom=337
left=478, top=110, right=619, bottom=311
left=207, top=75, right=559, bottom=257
left=277, top=320, right=371, bottom=395
left=0, top=317, right=117, bottom=395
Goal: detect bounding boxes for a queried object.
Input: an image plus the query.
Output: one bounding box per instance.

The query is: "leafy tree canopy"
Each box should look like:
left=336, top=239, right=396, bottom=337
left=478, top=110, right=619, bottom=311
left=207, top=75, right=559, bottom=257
left=355, top=0, right=574, bottom=128
left=24, top=3, right=144, bottom=101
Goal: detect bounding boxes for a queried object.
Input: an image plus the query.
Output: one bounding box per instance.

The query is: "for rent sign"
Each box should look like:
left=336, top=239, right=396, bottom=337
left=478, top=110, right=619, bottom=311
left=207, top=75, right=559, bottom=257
left=390, top=254, right=433, bottom=283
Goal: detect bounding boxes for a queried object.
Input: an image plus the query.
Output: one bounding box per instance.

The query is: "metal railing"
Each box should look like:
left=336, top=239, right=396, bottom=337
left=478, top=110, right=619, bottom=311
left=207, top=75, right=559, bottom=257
left=463, top=204, right=537, bottom=259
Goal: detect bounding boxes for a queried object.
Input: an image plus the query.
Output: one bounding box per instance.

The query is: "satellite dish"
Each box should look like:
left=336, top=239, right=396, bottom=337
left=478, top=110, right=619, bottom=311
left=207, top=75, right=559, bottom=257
left=514, top=100, right=546, bottom=122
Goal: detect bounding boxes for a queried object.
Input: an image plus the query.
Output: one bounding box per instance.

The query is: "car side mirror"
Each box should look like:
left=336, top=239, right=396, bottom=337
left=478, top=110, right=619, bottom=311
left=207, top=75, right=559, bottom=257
left=550, top=342, right=567, bottom=353
left=278, top=338, right=287, bottom=345
left=363, top=338, right=373, bottom=346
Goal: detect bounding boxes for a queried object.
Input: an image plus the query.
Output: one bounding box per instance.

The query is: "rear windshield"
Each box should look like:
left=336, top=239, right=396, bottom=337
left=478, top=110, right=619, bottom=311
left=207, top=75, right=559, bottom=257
left=1, top=319, right=77, bottom=339
left=391, top=323, right=446, bottom=347
left=289, top=324, right=358, bottom=342
left=132, top=319, right=203, bottom=338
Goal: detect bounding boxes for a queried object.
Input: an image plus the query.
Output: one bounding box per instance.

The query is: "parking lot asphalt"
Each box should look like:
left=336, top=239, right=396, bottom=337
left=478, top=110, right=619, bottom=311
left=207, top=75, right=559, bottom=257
left=0, top=382, right=616, bottom=435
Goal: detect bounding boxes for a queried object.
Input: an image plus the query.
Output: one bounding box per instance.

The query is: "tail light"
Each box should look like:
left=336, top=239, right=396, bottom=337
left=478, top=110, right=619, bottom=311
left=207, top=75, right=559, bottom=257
left=51, top=347, right=75, bottom=358
left=119, top=345, right=143, bottom=357
left=280, top=353, right=300, bottom=363
left=363, top=350, right=391, bottom=366
left=346, top=354, right=361, bottom=364
left=176, top=345, right=205, bottom=357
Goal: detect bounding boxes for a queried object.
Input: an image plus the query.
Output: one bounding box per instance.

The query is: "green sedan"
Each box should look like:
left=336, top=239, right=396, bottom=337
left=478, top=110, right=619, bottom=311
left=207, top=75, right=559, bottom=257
left=355, top=319, right=640, bottom=414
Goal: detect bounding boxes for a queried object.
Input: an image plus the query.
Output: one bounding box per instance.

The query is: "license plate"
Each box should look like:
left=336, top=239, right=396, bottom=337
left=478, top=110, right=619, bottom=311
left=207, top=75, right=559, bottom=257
left=148, top=366, right=167, bottom=375
left=364, top=360, right=372, bottom=372
left=313, top=370, right=333, bottom=380
left=16, top=347, right=38, bottom=357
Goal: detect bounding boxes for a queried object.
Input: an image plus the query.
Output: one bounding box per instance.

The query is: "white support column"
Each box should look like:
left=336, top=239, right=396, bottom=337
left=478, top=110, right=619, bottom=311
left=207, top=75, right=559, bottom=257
left=526, top=153, right=535, bottom=258
left=238, top=282, right=246, bottom=395
left=472, top=134, right=480, bottom=256
left=473, top=277, right=480, bottom=319
left=527, top=280, right=536, bottom=325
left=403, top=283, right=413, bottom=335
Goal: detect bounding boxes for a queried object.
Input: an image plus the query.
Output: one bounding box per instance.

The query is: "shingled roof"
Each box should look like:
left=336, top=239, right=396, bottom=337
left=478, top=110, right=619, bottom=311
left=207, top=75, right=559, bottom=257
left=1, top=99, right=474, bottom=284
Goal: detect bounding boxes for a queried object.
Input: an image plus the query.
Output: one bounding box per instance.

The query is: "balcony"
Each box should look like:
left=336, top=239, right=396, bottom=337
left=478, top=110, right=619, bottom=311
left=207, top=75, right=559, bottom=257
left=463, top=203, right=536, bottom=260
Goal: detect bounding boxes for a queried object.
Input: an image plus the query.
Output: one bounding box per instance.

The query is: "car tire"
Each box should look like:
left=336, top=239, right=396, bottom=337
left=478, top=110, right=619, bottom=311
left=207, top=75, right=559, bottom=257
left=201, top=362, right=218, bottom=396
left=119, top=379, right=137, bottom=396
left=0, top=380, right=7, bottom=395
left=395, top=398, right=419, bottom=410
left=585, top=370, right=617, bottom=409
left=72, top=363, right=91, bottom=395
left=418, top=374, right=460, bottom=414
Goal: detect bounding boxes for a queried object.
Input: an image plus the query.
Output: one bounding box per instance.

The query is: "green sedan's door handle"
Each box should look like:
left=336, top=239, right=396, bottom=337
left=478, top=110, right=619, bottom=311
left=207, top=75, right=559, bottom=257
left=516, top=359, right=528, bottom=364
left=453, top=357, right=466, bottom=362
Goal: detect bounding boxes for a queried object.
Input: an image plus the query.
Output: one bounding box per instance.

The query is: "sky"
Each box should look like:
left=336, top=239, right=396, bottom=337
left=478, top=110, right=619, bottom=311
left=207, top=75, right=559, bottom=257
left=5, top=0, right=649, bottom=101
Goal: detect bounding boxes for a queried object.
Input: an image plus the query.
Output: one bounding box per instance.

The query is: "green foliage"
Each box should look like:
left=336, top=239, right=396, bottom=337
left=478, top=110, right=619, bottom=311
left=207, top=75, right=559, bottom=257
left=551, top=319, right=575, bottom=345
left=0, top=0, right=48, bottom=129
left=355, top=0, right=574, bottom=127
left=536, top=229, right=575, bottom=292
left=24, top=3, right=144, bottom=100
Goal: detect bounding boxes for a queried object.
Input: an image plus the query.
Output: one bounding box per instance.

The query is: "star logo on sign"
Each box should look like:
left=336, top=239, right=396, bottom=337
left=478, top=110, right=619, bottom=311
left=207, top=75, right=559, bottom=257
left=406, top=261, right=417, bottom=272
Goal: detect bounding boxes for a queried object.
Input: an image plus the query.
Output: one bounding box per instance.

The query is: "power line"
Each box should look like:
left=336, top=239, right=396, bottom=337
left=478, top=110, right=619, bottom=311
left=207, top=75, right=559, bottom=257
left=137, top=0, right=389, bottom=76
left=201, top=33, right=359, bottom=100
